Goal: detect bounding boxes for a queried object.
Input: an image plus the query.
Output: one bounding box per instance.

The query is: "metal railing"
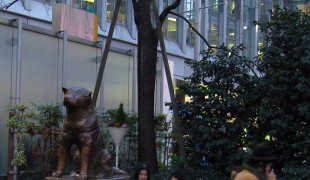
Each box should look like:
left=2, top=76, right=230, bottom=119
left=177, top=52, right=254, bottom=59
left=107, top=132, right=176, bottom=171
left=11, top=129, right=176, bottom=178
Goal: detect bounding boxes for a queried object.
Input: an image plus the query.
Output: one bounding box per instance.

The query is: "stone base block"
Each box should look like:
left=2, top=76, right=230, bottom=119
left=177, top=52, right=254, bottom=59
left=45, top=175, right=130, bottom=180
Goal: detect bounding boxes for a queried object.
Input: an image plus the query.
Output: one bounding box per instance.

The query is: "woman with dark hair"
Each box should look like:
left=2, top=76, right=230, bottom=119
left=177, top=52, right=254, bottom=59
left=168, top=171, right=185, bottom=180
left=132, top=162, right=150, bottom=180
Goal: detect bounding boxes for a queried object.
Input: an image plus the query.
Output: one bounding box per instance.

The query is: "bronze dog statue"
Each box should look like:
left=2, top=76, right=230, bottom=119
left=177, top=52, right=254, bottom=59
left=52, top=87, right=127, bottom=179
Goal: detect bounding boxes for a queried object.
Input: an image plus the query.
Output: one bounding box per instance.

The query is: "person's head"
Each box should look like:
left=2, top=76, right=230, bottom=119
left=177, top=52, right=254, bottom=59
left=249, top=144, right=277, bottom=173
left=133, top=163, right=150, bottom=180
left=168, top=171, right=185, bottom=180
left=230, top=168, right=238, bottom=179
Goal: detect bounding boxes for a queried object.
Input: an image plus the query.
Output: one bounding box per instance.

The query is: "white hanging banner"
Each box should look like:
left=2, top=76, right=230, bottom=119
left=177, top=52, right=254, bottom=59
left=52, top=3, right=98, bottom=41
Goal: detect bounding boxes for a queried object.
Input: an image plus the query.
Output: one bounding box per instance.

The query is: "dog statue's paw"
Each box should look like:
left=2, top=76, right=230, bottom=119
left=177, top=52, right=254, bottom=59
left=52, top=170, right=62, bottom=177
left=77, top=173, right=87, bottom=180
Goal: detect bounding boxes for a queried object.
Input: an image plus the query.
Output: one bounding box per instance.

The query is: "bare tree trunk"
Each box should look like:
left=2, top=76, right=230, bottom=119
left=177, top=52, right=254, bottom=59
left=134, top=1, right=159, bottom=173
left=132, top=0, right=181, bottom=173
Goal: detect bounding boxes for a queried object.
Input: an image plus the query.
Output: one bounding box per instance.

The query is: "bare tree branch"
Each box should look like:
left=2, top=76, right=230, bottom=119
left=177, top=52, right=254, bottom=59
left=159, top=0, right=181, bottom=24
left=0, top=0, right=18, bottom=10
left=169, top=11, right=215, bottom=51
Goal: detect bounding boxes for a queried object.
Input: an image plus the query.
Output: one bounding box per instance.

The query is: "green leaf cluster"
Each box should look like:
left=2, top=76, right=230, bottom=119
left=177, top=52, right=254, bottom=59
left=174, top=6, right=310, bottom=178
left=11, top=142, right=27, bottom=166
left=253, top=6, right=310, bottom=178
left=7, top=103, right=64, bottom=167
left=7, top=104, right=36, bottom=132
left=177, top=45, right=257, bottom=177
left=32, top=103, right=64, bottom=127
left=97, top=103, right=137, bottom=130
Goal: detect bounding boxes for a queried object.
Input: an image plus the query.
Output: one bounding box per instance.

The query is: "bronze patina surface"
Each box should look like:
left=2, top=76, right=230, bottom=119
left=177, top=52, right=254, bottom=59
left=52, top=87, right=128, bottom=180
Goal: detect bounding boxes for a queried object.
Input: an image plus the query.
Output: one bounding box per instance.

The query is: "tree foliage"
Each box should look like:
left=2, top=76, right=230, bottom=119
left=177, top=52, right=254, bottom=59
left=175, top=6, right=310, bottom=179
left=254, top=6, right=310, bottom=178
left=177, top=45, right=256, bottom=178
left=7, top=103, right=64, bottom=167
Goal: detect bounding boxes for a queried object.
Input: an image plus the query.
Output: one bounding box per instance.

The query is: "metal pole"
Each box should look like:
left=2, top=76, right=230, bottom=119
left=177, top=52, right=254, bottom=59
left=92, top=0, right=122, bottom=106
left=115, top=145, right=119, bottom=168
left=99, top=40, right=105, bottom=109
left=62, top=31, right=67, bottom=89
left=194, top=0, right=201, bottom=60
left=131, top=47, right=137, bottom=112
left=151, top=0, right=188, bottom=168
left=13, top=18, right=23, bottom=180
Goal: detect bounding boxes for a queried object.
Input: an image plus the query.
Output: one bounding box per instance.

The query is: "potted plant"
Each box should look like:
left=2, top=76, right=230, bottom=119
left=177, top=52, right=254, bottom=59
left=106, top=103, right=130, bottom=168
left=107, top=103, right=128, bottom=128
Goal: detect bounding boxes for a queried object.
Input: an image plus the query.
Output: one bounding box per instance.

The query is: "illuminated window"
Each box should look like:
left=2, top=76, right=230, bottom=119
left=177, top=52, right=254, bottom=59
left=71, top=0, right=81, bottom=9
left=82, top=0, right=95, bottom=13
left=243, top=0, right=255, bottom=58
left=208, top=0, right=219, bottom=47
left=212, top=0, right=219, bottom=11
left=227, top=0, right=237, bottom=48
left=291, top=1, right=310, bottom=14
left=71, top=0, right=95, bottom=13
left=186, top=0, right=195, bottom=45
left=107, top=0, right=127, bottom=26
left=174, top=79, right=188, bottom=104
left=228, top=0, right=236, bottom=17
left=227, top=19, right=235, bottom=48
left=162, top=0, right=179, bottom=41
left=258, top=0, right=268, bottom=56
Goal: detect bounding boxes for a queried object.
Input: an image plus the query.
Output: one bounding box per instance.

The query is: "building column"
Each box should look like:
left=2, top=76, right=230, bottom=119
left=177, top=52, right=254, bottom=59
left=251, top=0, right=259, bottom=59
left=8, top=18, right=23, bottom=180
left=219, top=0, right=227, bottom=45
left=178, top=0, right=187, bottom=53
left=202, top=0, right=210, bottom=50
left=236, top=0, right=243, bottom=49
left=194, top=0, right=201, bottom=60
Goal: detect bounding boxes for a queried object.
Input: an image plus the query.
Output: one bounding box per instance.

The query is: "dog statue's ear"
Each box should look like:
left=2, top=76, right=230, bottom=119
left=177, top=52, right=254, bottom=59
left=83, top=91, right=92, bottom=97
left=62, top=87, right=68, bottom=93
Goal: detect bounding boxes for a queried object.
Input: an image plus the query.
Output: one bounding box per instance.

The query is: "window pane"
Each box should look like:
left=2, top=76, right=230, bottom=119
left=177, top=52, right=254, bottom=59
left=228, top=20, right=235, bottom=39
left=103, top=52, right=133, bottom=111
left=82, top=0, right=95, bottom=13
left=242, top=2, right=251, bottom=58
left=228, top=0, right=236, bottom=17
left=163, top=0, right=179, bottom=11
left=118, top=0, right=126, bottom=24
left=167, top=17, right=178, bottom=41
left=212, top=0, right=219, bottom=11
left=227, top=19, right=235, bottom=47
left=292, top=1, right=310, bottom=13
left=208, top=3, right=219, bottom=47
left=186, top=0, right=195, bottom=45
left=21, top=30, right=62, bottom=103
left=163, top=0, right=179, bottom=41
left=107, top=0, right=127, bottom=26
left=209, top=30, right=219, bottom=47
left=162, top=16, right=178, bottom=41
left=107, top=0, right=113, bottom=19
left=259, top=0, right=268, bottom=22
left=71, top=0, right=81, bottom=9
left=227, top=39, right=235, bottom=49
left=70, top=0, right=95, bottom=13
